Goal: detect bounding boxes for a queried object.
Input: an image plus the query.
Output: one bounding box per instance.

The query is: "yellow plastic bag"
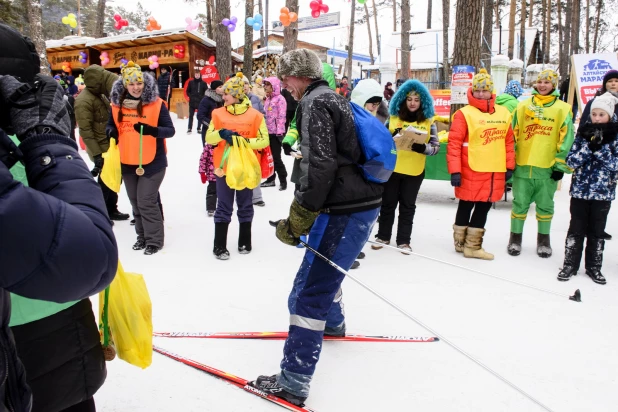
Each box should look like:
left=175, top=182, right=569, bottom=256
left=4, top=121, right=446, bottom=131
left=98, top=261, right=152, bottom=369
left=226, top=135, right=261, bottom=190
left=100, top=138, right=121, bottom=193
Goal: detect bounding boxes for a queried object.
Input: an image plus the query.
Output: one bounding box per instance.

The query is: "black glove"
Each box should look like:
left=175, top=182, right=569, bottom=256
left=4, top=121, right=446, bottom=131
left=391, top=128, right=402, bottom=137
left=550, top=170, right=564, bottom=181
left=107, top=128, right=119, bottom=143
left=589, top=140, right=602, bottom=152
left=90, top=154, right=104, bottom=177
left=133, top=122, right=158, bottom=137
left=218, top=128, right=234, bottom=145
left=282, top=142, right=293, bottom=156
left=451, top=172, right=461, bottom=187
left=0, top=128, right=23, bottom=169
left=0, top=74, right=71, bottom=141
left=505, top=169, right=513, bottom=181
left=411, top=143, right=426, bottom=154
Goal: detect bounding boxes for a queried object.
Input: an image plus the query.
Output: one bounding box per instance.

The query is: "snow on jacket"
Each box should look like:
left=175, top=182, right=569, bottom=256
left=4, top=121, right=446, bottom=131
left=197, top=89, right=224, bottom=129
left=447, top=89, right=516, bottom=202
left=350, top=79, right=383, bottom=108
left=567, top=120, right=618, bottom=201
left=295, top=79, right=383, bottom=214
left=495, top=93, right=519, bottom=113
left=186, top=77, right=207, bottom=107
left=264, top=77, right=287, bottom=135
left=74, top=64, right=119, bottom=160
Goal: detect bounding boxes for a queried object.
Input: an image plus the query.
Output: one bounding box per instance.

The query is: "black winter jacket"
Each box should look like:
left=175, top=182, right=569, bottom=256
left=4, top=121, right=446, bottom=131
left=196, top=90, right=224, bottom=129
left=157, top=72, right=175, bottom=100
left=186, top=78, right=207, bottom=107
left=295, top=80, right=383, bottom=214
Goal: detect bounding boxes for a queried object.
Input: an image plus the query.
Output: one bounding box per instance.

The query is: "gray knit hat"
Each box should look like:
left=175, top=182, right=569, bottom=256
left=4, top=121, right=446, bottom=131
left=277, top=49, right=323, bottom=80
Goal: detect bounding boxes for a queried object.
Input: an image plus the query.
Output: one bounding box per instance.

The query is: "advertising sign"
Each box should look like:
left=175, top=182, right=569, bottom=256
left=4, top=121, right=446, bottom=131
left=106, top=41, right=189, bottom=68
left=570, top=53, right=618, bottom=110
left=48, top=50, right=89, bottom=71
left=451, top=65, right=475, bottom=105
left=430, top=89, right=451, bottom=117
left=200, top=65, right=220, bottom=83
left=272, top=12, right=340, bottom=32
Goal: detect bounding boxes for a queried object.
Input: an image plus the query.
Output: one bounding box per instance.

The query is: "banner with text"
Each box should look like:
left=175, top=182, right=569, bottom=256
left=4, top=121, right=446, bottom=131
left=106, top=41, right=189, bottom=68
left=451, top=65, right=475, bottom=105
left=571, top=53, right=618, bottom=107
left=430, top=89, right=451, bottom=117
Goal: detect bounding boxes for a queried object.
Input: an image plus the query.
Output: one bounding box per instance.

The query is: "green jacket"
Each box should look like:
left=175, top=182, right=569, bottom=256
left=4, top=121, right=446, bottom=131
left=495, top=93, right=519, bottom=113
left=74, top=64, right=119, bottom=160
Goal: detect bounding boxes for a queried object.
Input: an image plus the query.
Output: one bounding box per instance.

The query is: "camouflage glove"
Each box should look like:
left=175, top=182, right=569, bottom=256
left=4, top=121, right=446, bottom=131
left=275, top=200, right=319, bottom=247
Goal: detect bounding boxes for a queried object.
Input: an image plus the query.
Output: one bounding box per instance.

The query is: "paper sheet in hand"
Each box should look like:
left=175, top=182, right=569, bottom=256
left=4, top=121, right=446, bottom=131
left=395, top=126, right=427, bottom=151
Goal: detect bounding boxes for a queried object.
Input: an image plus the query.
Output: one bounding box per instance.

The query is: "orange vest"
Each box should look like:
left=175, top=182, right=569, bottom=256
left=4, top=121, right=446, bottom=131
left=112, top=99, right=163, bottom=165
left=211, top=106, right=263, bottom=171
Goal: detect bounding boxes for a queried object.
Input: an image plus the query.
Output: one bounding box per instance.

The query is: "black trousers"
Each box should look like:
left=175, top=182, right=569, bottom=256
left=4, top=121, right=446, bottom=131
left=61, top=398, right=96, bottom=412
left=376, top=171, right=425, bottom=245
left=187, top=104, right=199, bottom=131
left=206, top=180, right=217, bottom=211
left=455, top=200, right=493, bottom=228
left=568, top=198, right=610, bottom=239
left=97, top=175, right=118, bottom=215
left=265, top=134, right=288, bottom=183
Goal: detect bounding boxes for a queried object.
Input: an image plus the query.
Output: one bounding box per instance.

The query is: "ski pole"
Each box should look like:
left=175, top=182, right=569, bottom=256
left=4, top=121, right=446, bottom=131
left=367, top=240, right=581, bottom=303
left=300, top=239, right=556, bottom=412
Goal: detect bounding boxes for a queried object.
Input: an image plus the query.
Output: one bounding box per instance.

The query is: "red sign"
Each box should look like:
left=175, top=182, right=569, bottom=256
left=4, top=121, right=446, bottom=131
left=201, top=66, right=220, bottom=83
left=430, top=90, right=451, bottom=117
left=580, top=85, right=602, bottom=105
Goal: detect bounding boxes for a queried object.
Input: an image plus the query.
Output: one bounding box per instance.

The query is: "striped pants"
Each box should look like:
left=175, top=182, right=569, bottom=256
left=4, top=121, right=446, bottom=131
left=511, top=176, right=558, bottom=235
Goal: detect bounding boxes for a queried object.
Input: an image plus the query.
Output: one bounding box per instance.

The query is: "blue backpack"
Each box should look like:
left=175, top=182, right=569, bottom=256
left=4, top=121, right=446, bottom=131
left=349, top=101, right=397, bottom=183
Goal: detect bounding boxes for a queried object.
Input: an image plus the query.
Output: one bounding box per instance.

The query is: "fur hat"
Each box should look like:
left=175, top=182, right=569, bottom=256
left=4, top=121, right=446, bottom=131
left=504, top=80, right=523, bottom=98
left=537, top=69, right=559, bottom=89
left=277, top=49, right=323, bottom=80
left=472, top=68, right=493, bottom=92
left=223, top=73, right=246, bottom=99
left=121, top=61, right=143, bottom=86
left=591, top=92, right=618, bottom=117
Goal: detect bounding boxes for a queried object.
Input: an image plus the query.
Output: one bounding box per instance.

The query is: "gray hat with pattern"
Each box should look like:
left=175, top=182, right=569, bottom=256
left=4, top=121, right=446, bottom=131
left=277, top=49, right=323, bottom=80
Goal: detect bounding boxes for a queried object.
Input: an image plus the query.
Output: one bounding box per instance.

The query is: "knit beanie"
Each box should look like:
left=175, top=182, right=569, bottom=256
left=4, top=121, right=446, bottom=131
left=504, top=80, right=524, bottom=98
left=210, top=80, right=224, bottom=90
left=472, top=68, right=493, bottom=92
left=277, top=49, right=323, bottom=80
left=591, top=92, right=618, bottom=117
left=0, top=23, right=40, bottom=82
left=121, top=61, right=143, bottom=87
left=255, top=76, right=263, bottom=85
left=537, top=69, right=559, bottom=89
left=223, top=73, right=246, bottom=99
left=602, top=70, right=618, bottom=91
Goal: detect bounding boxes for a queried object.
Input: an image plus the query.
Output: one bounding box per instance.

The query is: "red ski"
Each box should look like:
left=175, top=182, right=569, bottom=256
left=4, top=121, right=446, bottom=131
left=153, top=331, right=439, bottom=342
left=153, top=345, right=317, bottom=411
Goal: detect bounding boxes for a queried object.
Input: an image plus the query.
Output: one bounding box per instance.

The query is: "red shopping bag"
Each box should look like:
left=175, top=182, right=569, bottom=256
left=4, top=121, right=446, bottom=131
left=260, top=146, right=274, bottom=179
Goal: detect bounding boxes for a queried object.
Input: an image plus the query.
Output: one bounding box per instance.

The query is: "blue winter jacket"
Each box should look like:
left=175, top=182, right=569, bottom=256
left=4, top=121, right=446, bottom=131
left=0, top=129, right=118, bottom=411
left=567, top=120, right=618, bottom=201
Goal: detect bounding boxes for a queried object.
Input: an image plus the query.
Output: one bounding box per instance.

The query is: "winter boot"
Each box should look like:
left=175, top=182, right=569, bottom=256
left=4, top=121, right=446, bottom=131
left=463, top=227, right=494, bottom=260
left=249, top=375, right=307, bottom=406
left=601, top=231, right=612, bottom=240
left=452, top=225, right=467, bottom=253
left=144, top=245, right=161, bottom=255
left=537, top=233, right=552, bottom=258
left=213, top=222, right=230, bottom=260
left=371, top=237, right=389, bottom=250
left=132, top=238, right=146, bottom=250
left=507, top=232, right=523, bottom=256
left=260, top=180, right=276, bottom=188
left=109, top=210, right=130, bottom=221
left=357, top=251, right=365, bottom=259
left=279, top=180, right=288, bottom=191
left=585, top=237, right=607, bottom=285
left=351, top=261, right=360, bottom=269
left=238, top=222, right=252, bottom=254
left=557, top=234, right=584, bottom=282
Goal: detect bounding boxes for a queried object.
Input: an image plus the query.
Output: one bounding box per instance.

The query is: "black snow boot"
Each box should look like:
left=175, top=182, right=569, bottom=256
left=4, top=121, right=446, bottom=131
left=132, top=238, right=146, bottom=250
left=351, top=261, right=360, bottom=269
left=109, top=210, right=130, bottom=221
left=557, top=234, right=584, bottom=282
left=214, top=222, right=230, bottom=260
left=585, top=237, right=607, bottom=285
left=601, top=231, right=612, bottom=240
left=249, top=375, right=307, bottom=407
left=238, top=222, right=252, bottom=254
left=507, top=232, right=522, bottom=256
left=537, top=233, right=552, bottom=258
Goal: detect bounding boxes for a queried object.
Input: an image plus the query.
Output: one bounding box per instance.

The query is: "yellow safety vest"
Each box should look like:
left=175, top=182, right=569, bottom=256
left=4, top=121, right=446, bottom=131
left=389, top=115, right=433, bottom=176
left=460, top=104, right=511, bottom=172
left=514, top=98, right=571, bottom=168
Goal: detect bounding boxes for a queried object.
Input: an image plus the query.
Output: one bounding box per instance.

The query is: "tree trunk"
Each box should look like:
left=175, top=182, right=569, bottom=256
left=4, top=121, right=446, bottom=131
left=571, top=0, right=581, bottom=55
left=25, top=0, right=50, bottom=75
left=561, top=0, right=572, bottom=79
left=258, top=0, right=265, bottom=47
left=528, top=0, right=534, bottom=26
left=215, top=0, right=232, bottom=78
left=94, top=0, right=106, bottom=37
left=282, top=0, right=299, bottom=54
left=507, top=0, right=516, bottom=59
left=451, top=0, right=483, bottom=116
left=400, top=0, right=411, bottom=80
left=592, top=0, right=602, bottom=53
left=519, top=0, right=526, bottom=60
left=372, top=0, right=380, bottom=57
left=243, top=0, right=254, bottom=78
left=541, top=0, right=547, bottom=62
left=427, top=0, right=432, bottom=29
left=364, top=3, right=375, bottom=64
left=393, top=0, right=397, bottom=32
left=346, top=0, right=355, bottom=79
left=482, top=0, right=493, bottom=72
left=585, top=0, right=590, bottom=52
left=544, top=0, right=550, bottom=62
left=442, top=0, right=450, bottom=83
left=206, top=0, right=215, bottom=39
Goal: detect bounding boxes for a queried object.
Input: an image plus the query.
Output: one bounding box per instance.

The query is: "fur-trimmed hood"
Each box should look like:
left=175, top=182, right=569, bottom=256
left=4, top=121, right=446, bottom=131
left=110, top=71, right=159, bottom=106
left=389, top=79, right=435, bottom=119
left=203, top=88, right=223, bottom=104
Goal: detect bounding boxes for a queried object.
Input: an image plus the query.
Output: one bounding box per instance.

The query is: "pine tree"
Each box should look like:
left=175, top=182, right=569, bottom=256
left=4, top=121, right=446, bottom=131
left=282, top=0, right=299, bottom=53
left=400, top=0, right=410, bottom=80
left=215, top=0, right=232, bottom=78
left=243, top=0, right=253, bottom=78
left=25, top=0, right=51, bottom=75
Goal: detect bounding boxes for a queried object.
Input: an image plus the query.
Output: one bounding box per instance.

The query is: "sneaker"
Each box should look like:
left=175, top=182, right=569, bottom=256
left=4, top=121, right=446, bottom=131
left=357, top=251, right=365, bottom=259
left=109, top=211, right=130, bottom=221
left=132, top=239, right=146, bottom=250
left=249, top=375, right=307, bottom=407
left=279, top=181, right=287, bottom=191
left=130, top=219, right=136, bottom=225
left=351, top=260, right=360, bottom=269
left=371, top=238, right=389, bottom=250
left=260, top=180, right=276, bottom=188
left=214, top=247, right=230, bottom=260
left=238, top=245, right=252, bottom=254
left=144, top=245, right=160, bottom=255
left=398, top=244, right=412, bottom=255
left=187, top=129, right=192, bottom=134
left=253, top=201, right=266, bottom=207
left=207, top=210, right=215, bottom=217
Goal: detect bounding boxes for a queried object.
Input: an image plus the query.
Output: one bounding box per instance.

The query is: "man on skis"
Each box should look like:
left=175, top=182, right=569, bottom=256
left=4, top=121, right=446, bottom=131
left=251, top=49, right=383, bottom=406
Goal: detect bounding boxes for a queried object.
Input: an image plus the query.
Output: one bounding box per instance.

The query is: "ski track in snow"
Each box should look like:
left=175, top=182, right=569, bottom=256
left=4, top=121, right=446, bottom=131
left=84, top=114, right=618, bottom=411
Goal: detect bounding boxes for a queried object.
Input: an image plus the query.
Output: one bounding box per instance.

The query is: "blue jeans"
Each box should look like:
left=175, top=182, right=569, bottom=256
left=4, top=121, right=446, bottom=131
left=278, top=208, right=379, bottom=397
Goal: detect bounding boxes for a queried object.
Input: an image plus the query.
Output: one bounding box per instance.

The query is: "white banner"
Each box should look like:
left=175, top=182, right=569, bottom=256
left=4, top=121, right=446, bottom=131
left=272, top=12, right=340, bottom=32
left=571, top=53, right=618, bottom=108
left=451, top=65, right=475, bottom=105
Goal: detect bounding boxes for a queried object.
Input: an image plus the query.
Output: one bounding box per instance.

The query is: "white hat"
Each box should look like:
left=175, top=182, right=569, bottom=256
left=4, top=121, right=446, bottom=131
left=591, top=92, right=618, bottom=117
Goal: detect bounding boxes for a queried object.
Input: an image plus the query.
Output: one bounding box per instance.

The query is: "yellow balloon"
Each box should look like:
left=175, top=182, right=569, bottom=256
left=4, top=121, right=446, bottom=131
left=69, top=21, right=77, bottom=28
left=68, top=13, right=76, bottom=18
left=62, top=16, right=69, bottom=24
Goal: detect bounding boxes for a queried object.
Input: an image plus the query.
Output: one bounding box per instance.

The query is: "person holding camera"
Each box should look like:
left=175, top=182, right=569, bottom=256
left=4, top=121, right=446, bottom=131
left=0, top=23, right=118, bottom=412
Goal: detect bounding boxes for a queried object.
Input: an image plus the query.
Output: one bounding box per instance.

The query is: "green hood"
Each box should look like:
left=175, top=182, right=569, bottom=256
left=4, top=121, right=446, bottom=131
left=496, top=93, right=517, bottom=105
left=322, top=63, right=336, bottom=90
left=84, top=64, right=119, bottom=96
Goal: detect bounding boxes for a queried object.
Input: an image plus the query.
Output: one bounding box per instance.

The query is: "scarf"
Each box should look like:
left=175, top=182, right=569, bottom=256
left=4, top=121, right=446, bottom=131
left=122, top=99, right=140, bottom=110
left=525, top=93, right=557, bottom=124
left=579, top=121, right=618, bottom=145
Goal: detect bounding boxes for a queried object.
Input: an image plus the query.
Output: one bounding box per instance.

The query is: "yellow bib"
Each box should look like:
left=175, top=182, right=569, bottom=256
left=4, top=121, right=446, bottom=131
left=389, top=115, right=433, bottom=176
left=514, top=98, right=571, bottom=168
left=460, top=104, right=511, bottom=173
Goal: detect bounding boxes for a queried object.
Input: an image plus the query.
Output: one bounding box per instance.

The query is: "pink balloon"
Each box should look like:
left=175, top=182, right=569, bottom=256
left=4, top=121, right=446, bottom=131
left=310, top=0, right=319, bottom=10
left=185, top=17, right=192, bottom=24
left=114, top=22, right=122, bottom=30
left=320, top=4, right=329, bottom=12
left=113, top=14, right=121, bottom=21
left=120, top=19, right=128, bottom=26
left=311, top=9, right=320, bottom=18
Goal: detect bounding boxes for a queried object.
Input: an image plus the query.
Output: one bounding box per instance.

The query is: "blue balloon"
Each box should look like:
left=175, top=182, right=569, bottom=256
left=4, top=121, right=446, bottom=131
left=253, top=22, right=262, bottom=31
left=246, top=17, right=255, bottom=25
left=254, top=13, right=263, bottom=22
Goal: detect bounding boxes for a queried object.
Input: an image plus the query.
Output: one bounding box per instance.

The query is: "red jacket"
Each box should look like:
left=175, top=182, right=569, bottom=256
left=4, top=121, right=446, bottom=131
left=447, top=89, right=516, bottom=202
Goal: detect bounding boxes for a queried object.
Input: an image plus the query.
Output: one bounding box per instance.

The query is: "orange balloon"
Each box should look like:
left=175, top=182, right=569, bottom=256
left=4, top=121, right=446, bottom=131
left=289, top=12, right=298, bottom=22
left=147, top=24, right=153, bottom=31
left=280, top=7, right=290, bottom=13
left=280, top=13, right=290, bottom=23
left=155, top=23, right=161, bottom=30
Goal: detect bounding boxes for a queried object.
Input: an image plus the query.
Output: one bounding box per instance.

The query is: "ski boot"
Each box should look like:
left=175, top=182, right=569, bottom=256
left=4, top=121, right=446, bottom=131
left=324, top=322, right=346, bottom=337
left=249, top=375, right=306, bottom=407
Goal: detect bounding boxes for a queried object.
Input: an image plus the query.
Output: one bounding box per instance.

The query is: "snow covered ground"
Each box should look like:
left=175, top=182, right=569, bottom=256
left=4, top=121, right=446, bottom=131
left=85, top=113, right=618, bottom=411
